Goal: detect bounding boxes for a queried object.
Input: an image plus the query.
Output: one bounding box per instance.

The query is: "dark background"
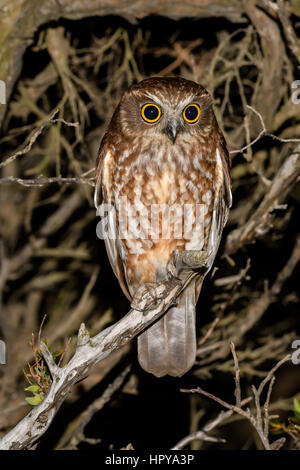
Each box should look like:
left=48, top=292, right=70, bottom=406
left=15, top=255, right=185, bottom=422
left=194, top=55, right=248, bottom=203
left=0, top=4, right=300, bottom=450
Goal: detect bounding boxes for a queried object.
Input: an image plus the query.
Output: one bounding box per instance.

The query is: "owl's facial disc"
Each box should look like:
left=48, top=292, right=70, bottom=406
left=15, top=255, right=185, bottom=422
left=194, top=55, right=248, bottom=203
left=163, top=105, right=200, bottom=144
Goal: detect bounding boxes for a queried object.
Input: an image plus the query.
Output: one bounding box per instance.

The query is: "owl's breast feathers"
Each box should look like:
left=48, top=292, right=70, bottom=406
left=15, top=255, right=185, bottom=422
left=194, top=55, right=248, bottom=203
left=97, top=130, right=228, bottom=295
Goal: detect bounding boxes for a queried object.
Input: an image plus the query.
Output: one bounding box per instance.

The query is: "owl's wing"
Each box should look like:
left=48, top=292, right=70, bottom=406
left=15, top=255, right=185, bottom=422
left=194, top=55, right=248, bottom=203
left=94, top=135, right=132, bottom=301
left=206, top=137, right=232, bottom=271
left=104, top=219, right=132, bottom=301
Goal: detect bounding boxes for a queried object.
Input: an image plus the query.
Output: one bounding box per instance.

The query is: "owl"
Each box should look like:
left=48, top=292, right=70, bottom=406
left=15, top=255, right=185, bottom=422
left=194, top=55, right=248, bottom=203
left=95, top=77, right=231, bottom=377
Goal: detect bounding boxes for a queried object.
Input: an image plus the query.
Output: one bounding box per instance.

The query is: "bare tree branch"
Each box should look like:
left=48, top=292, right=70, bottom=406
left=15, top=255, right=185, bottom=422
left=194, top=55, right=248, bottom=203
left=229, top=106, right=300, bottom=156
left=225, top=147, right=300, bottom=255
left=0, top=110, right=78, bottom=169
left=58, top=364, right=131, bottom=449
left=0, top=176, right=94, bottom=187
left=182, top=348, right=291, bottom=450
left=198, top=234, right=300, bottom=366
left=171, top=396, right=252, bottom=450
left=0, top=254, right=202, bottom=450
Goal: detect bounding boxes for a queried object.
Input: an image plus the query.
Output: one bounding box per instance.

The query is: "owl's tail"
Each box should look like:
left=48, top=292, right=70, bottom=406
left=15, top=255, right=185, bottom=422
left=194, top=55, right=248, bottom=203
left=138, top=278, right=201, bottom=377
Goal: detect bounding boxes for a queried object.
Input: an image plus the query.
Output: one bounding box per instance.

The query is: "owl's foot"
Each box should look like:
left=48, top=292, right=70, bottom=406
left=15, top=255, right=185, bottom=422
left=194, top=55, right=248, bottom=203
left=180, top=249, right=209, bottom=269
left=131, top=283, right=166, bottom=314
left=131, top=250, right=209, bottom=314
left=168, top=249, right=209, bottom=274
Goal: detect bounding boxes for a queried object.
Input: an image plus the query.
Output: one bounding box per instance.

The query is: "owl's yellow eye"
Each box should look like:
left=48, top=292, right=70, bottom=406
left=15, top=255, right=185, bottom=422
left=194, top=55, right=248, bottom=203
left=183, top=104, right=201, bottom=123
left=141, top=103, right=162, bottom=123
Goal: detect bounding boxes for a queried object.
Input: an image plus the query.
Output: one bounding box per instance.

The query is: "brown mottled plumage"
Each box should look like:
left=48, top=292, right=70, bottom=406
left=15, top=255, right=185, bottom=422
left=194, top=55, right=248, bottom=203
left=95, top=77, right=231, bottom=377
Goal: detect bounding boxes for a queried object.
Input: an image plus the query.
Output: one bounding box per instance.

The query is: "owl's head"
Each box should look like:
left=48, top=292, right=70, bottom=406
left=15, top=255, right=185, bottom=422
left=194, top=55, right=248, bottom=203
left=114, top=77, right=215, bottom=143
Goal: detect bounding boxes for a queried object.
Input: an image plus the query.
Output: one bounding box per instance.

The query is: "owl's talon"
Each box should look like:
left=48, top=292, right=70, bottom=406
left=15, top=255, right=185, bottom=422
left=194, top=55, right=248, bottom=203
left=131, top=283, right=164, bottom=314
left=176, top=249, right=209, bottom=271
left=183, top=249, right=209, bottom=268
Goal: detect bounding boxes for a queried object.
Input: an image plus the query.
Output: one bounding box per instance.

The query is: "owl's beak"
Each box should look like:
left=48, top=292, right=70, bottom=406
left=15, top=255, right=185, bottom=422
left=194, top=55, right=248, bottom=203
left=165, top=120, right=179, bottom=143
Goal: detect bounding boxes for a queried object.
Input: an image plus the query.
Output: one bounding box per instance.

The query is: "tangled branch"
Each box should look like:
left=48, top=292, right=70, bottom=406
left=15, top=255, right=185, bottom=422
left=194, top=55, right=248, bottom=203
left=182, top=345, right=291, bottom=451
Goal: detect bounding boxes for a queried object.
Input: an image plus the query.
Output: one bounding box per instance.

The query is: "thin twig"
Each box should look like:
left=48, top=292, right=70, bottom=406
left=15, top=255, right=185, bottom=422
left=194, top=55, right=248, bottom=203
left=0, top=176, right=95, bottom=187
left=182, top=349, right=291, bottom=450
left=0, top=110, right=78, bottom=169
left=59, top=365, right=131, bottom=449
left=230, top=106, right=300, bottom=155
left=172, top=396, right=252, bottom=450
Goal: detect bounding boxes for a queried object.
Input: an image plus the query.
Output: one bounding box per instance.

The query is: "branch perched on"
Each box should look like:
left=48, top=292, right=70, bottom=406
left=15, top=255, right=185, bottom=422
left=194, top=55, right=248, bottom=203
left=0, top=252, right=202, bottom=450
